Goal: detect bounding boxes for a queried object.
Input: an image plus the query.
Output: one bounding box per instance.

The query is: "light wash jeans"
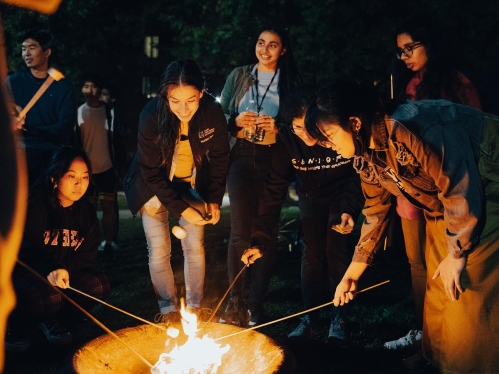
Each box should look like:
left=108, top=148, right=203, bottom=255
left=141, top=189, right=206, bottom=314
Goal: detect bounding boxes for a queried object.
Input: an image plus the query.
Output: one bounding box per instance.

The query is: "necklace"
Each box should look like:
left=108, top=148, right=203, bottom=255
left=254, top=68, right=278, bottom=115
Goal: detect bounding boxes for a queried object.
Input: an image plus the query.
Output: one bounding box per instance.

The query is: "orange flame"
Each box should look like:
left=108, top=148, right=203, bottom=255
left=151, top=300, right=230, bottom=374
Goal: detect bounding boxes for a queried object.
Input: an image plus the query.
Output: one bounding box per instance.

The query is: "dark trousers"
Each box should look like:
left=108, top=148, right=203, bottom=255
left=298, top=196, right=352, bottom=322
left=226, top=139, right=277, bottom=314
left=10, top=266, right=110, bottom=330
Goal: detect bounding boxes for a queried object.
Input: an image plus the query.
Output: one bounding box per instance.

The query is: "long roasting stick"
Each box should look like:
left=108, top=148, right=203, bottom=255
left=16, top=68, right=65, bottom=121
left=215, top=280, right=390, bottom=342
left=16, top=260, right=154, bottom=369
left=204, top=265, right=248, bottom=326
left=67, top=286, right=167, bottom=331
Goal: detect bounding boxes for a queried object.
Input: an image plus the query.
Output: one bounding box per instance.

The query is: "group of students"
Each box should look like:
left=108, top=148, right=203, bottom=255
left=6, top=16, right=499, bottom=374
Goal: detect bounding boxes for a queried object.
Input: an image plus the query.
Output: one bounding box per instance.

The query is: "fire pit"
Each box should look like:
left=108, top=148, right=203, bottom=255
left=73, top=322, right=293, bottom=373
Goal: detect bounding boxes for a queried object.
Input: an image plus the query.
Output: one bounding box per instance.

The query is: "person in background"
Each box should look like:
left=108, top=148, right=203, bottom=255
left=384, top=16, right=482, bottom=358
left=219, top=24, right=302, bottom=327
left=5, top=30, right=77, bottom=186
left=5, top=146, right=109, bottom=352
left=75, top=75, right=126, bottom=261
left=242, top=90, right=364, bottom=346
left=303, top=80, right=499, bottom=374
left=98, top=82, right=127, bottom=254
left=123, top=60, right=229, bottom=322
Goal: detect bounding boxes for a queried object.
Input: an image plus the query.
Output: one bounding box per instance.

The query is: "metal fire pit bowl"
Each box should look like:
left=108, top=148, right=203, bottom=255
left=73, top=322, right=294, bottom=373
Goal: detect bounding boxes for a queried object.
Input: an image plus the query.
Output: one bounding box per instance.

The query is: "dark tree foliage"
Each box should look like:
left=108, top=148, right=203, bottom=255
left=1, top=0, right=498, bottom=144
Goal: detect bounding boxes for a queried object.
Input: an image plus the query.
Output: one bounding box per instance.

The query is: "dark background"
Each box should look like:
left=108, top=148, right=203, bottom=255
left=2, top=0, right=499, bottom=156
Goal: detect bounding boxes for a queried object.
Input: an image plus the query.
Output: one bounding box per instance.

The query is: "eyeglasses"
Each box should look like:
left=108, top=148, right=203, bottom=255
left=317, top=126, right=340, bottom=148
left=396, top=42, right=423, bottom=60
left=290, top=124, right=306, bottom=134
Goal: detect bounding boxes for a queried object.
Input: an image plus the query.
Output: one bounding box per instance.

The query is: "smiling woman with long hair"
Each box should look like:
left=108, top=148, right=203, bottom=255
left=124, top=60, right=229, bottom=322
left=219, top=24, right=302, bottom=327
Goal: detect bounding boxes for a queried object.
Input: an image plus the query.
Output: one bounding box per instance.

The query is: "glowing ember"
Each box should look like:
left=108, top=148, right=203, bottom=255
left=151, top=300, right=230, bottom=374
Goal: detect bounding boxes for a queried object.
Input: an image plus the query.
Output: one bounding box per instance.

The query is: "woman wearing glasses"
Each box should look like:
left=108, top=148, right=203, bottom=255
left=219, top=25, right=302, bottom=327
left=242, top=90, right=363, bottom=345
left=383, top=16, right=482, bottom=356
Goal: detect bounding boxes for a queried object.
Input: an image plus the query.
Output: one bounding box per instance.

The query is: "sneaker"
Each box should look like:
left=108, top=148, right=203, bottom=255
left=287, top=315, right=319, bottom=340
left=98, top=240, right=118, bottom=252
left=154, top=311, right=180, bottom=324
left=103, top=243, right=116, bottom=261
left=5, top=324, right=31, bottom=352
left=38, top=319, right=72, bottom=345
left=384, top=329, right=422, bottom=350
left=186, top=307, right=212, bottom=322
left=247, top=309, right=268, bottom=327
left=219, top=299, right=243, bottom=326
left=327, top=315, right=349, bottom=347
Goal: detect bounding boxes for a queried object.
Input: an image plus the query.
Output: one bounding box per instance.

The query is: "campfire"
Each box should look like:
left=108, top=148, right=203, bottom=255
left=73, top=303, right=287, bottom=373
left=151, top=301, right=230, bottom=373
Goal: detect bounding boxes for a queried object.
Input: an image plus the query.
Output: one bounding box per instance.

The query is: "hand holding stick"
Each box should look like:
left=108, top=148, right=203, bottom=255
left=16, top=68, right=64, bottom=121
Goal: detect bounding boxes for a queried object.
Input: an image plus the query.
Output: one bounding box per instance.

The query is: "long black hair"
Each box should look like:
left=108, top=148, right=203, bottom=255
left=156, top=59, right=205, bottom=167
left=29, top=146, right=94, bottom=232
left=392, top=16, right=480, bottom=105
left=305, top=81, right=385, bottom=156
left=251, top=24, right=303, bottom=100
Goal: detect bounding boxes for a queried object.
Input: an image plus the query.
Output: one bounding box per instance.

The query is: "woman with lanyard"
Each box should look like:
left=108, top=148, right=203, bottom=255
left=219, top=24, right=302, bottom=327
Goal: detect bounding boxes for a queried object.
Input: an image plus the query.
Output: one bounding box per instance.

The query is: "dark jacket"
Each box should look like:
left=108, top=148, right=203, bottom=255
left=19, top=195, right=100, bottom=277
left=353, top=100, right=499, bottom=264
left=124, top=95, right=230, bottom=217
left=250, top=125, right=364, bottom=250
left=6, top=68, right=77, bottom=149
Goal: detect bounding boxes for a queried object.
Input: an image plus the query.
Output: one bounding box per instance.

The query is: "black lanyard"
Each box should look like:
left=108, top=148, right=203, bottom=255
left=254, top=68, right=278, bottom=115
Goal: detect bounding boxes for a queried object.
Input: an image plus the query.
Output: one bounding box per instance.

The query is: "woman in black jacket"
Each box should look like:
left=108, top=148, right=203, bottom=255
left=6, top=146, right=109, bottom=352
left=124, top=60, right=229, bottom=322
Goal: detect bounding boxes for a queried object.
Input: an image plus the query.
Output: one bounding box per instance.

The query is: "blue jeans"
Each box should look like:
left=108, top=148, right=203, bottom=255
left=298, top=196, right=352, bottom=322
left=141, top=189, right=206, bottom=313
left=226, top=139, right=277, bottom=314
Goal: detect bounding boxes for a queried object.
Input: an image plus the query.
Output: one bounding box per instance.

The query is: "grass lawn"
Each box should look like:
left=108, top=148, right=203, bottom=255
left=4, top=201, right=418, bottom=374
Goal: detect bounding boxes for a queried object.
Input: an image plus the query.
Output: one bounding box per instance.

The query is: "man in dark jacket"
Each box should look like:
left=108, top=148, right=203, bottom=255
left=5, top=30, right=77, bottom=185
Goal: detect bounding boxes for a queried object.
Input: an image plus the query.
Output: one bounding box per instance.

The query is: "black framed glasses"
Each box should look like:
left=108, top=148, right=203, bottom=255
left=396, top=42, right=423, bottom=60
left=290, top=124, right=306, bottom=134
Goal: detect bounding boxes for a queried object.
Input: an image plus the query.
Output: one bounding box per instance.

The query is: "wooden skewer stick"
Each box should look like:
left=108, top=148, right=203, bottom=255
left=204, top=265, right=248, bottom=326
left=16, top=259, right=154, bottom=369
left=67, top=286, right=167, bottom=331
left=215, top=280, right=390, bottom=342
left=16, top=67, right=64, bottom=120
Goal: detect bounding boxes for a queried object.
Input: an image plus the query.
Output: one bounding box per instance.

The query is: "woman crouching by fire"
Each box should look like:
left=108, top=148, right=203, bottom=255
left=6, top=146, right=110, bottom=352
left=283, top=80, right=499, bottom=373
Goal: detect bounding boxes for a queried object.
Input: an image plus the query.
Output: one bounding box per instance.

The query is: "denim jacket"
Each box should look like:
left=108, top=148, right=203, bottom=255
left=352, top=100, right=499, bottom=264
left=220, top=64, right=257, bottom=135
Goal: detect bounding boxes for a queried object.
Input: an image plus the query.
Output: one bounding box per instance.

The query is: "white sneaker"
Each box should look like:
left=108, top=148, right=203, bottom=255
left=383, top=329, right=422, bottom=350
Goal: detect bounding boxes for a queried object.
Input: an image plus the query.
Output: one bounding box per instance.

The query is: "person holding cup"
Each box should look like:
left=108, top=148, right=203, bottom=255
left=219, top=24, right=302, bottom=326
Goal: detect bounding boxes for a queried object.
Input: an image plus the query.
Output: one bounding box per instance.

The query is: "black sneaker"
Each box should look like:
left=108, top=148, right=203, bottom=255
left=103, top=243, right=115, bottom=261
left=5, top=323, right=30, bottom=352
left=327, top=315, right=349, bottom=348
left=219, top=299, right=243, bottom=326
left=38, top=318, right=72, bottom=345
left=287, top=315, right=320, bottom=341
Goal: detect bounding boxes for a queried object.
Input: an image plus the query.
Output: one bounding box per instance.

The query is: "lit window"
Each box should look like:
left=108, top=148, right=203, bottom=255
left=144, top=36, right=159, bottom=58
